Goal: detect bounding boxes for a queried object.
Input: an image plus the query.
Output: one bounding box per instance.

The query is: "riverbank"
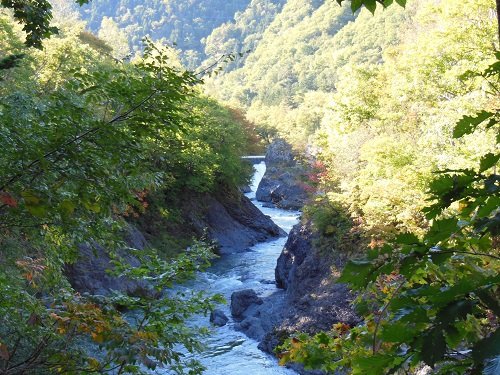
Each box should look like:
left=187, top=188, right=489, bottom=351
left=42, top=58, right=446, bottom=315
left=175, top=161, right=300, bottom=375
left=66, top=181, right=284, bottom=296
left=233, top=143, right=360, bottom=374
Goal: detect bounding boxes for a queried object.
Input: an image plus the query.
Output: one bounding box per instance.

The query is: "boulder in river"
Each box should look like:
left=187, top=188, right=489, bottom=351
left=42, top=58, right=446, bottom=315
left=210, top=309, right=229, bottom=327
left=230, top=289, right=263, bottom=318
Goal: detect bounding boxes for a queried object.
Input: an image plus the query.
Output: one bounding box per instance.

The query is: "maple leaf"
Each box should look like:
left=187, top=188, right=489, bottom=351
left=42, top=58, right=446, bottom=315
left=0, top=192, right=17, bottom=207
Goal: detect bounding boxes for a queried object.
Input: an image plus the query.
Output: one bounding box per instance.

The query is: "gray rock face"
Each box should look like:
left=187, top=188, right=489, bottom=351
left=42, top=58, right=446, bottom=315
left=244, top=222, right=360, bottom=372
left=237, top=316, right=266, bottom=339
left=66, top=186, right=285, bottom=295
left=256, top=139, right=308, bottom=210
left=230, top=289, right=263, bottom=318
left=187, top=188, right=286, bottom=254
left=210, top=309, right=229, bottom=327
left=240, top=184, right=252, bottom=193
left=232, top=289, right=288, bottom=341
left=265, top=139, right=296, bottom=167
left=65, top=225, right=153, bottom=297
left=275, top=224, right=311, bottom=289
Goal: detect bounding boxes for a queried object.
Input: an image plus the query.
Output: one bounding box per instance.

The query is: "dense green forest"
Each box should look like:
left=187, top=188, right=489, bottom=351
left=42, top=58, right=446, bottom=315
left=207, top=0, right=497, bottom=235
left=74, top=0, right=254, bottom=68
left=1, top=0, right=499, bottom=374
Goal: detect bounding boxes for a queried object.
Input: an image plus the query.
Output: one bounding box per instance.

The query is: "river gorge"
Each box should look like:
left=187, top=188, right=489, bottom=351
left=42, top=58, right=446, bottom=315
left=179, top=162, right=300, bottom=374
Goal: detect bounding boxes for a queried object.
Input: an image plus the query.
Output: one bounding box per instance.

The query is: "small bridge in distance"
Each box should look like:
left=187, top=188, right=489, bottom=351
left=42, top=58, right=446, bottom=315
left=241, top=156, right=266, bottom=164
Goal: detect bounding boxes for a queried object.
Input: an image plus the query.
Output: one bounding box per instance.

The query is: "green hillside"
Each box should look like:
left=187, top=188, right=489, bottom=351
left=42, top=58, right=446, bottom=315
left=207, top=0, right=497, bottom=234
left=76, top=0, right=252, bottom=67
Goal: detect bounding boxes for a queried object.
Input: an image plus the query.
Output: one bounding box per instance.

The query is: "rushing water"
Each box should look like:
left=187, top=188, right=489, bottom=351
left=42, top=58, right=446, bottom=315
left=179, top=162, right=300, bottom=374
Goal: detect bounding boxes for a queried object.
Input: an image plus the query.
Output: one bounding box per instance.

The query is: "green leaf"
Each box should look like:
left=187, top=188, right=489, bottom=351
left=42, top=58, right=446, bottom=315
left=426, top=218, right=457, bottom=244
left=479, top=153, right=500, bottom=172
left=364, top=0, right=377, bottom=14
left=399, top=255, right=420, bottom=277
left=316, top=332, right=331, bottom=346
left=393, top=306, right=429, bottom=324
left=381, top=322, right=418, bottom=343
left=430, top=275, right=500, bottom=305
left=429, top=251, right=452, bottom=265
left=382, top=0, right=405, bottom=7
left=453, top=111, right=494, bottom=138
left=476, top=196, right=500, bottom=218
left=444, top=325, right=464, bottom=348
left=350, top=0, right=364, bottom=12
left=476, top=290, right=500, bottom=317
left=353, top=354, right=395, bottom=374
left=338, top=259, right=376, bottom=289
left=396, top=233, right=420, bottom=245
left=436, top=300, right=474, bottom=326
left=421, top=327, right=446, bottom=367
left=472, top=328, right=500, bottom=365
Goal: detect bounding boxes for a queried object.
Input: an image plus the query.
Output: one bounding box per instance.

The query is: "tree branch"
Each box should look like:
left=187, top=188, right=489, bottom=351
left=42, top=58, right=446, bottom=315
left=0, top=89, right=159, bottom=192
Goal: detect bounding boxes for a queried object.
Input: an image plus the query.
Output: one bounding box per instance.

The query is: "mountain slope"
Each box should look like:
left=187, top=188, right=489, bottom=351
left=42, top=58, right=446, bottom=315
left=77, top=0, right=251, bottom=67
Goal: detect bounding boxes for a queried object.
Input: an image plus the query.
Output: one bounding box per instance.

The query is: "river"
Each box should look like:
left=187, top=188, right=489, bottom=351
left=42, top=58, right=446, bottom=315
left=180, top=162, right=300, bottom=374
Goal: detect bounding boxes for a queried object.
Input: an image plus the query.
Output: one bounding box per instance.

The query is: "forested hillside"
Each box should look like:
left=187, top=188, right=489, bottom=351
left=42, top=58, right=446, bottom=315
left=207, top=0, right=497, bottom=235
left=203, top=0, right=287, bottom=71
left=74, top=0, right=252, bottom=67
left=0, top=8, right=256, bottom=373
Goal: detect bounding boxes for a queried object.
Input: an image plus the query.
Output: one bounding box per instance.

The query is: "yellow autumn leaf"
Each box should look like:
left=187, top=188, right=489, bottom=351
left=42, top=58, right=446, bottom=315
left=91, top=332, right=104, bottom=343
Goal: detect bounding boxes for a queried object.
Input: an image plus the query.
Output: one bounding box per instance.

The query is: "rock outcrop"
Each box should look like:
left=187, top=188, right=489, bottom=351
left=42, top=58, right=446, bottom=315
left=235, top=222, right=360, bottom=367
left=256, top=139, right=309, bottom=210
left=185, top=186, right=286, bottom=254
left=272, top=222, right=360, bottom=338
left=275, top=224, right=312, bottom=289
left=66, top=186, right=285, bottom=294
left=230, top=288, right=286, bottom=341
left=65, top=225, right=153, bottom=296
left=210, top=309, right=229, bottom=327
left=230, top=289, right=263, bottom=318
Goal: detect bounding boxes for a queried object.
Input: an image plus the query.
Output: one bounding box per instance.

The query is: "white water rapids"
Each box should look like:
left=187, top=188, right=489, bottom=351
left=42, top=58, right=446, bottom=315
left=172, top=162, right=300, bottom=374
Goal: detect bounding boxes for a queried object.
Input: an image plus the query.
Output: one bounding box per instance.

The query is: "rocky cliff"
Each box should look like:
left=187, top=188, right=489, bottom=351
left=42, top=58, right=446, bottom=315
left=256, top=139, right=309, bottom=210
left=66, top=186, right=284, bottom=295
left=232, top=221, right=359, bottom=353
left=196, top=186, right=286, bottom=254
left=269, top=222, right=360, bottom=343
